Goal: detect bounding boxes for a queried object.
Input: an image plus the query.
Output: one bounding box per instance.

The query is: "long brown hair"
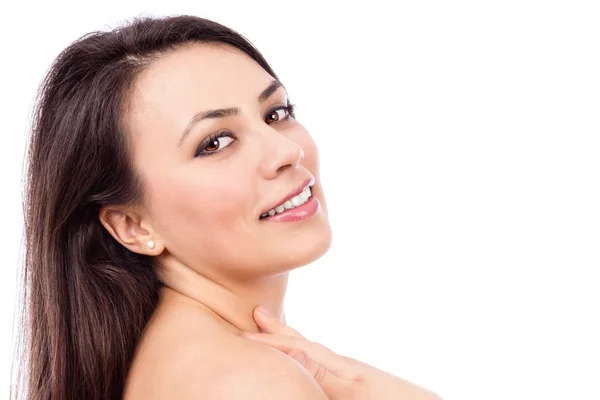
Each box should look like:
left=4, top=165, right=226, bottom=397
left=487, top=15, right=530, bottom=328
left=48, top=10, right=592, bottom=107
left=13, top=14, right=280, bottom=400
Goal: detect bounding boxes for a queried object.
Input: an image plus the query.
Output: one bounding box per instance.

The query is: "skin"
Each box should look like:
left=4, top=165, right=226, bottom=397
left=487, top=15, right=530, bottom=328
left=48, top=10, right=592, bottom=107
left=244, top=307, right=445, bottom=400
left=99, top=42, right=332, bottom=398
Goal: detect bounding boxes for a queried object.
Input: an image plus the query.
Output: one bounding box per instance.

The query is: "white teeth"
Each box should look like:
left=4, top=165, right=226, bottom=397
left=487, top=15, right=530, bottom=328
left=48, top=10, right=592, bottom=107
left=300, top=190, right=309, bottom=201
left=260, top=186, right=313, bottom=219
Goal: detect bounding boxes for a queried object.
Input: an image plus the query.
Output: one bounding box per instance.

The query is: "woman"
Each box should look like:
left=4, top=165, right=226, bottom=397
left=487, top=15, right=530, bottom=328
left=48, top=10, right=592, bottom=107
left=14, top=14, right=443, bottom=399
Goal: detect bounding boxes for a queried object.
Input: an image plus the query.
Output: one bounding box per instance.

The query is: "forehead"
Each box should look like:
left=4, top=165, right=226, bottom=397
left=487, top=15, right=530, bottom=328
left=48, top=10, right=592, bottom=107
left=126, top=42, right=275, bottom=125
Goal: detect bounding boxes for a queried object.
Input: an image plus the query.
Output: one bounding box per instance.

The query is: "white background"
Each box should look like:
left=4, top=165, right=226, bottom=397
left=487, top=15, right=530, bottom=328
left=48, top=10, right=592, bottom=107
left=1, top=1, right=599, bottom=399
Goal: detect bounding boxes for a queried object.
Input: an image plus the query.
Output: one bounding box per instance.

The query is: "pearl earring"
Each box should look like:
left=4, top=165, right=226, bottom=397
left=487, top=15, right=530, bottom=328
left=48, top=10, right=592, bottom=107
left=147, top=240, right=155, bottom=249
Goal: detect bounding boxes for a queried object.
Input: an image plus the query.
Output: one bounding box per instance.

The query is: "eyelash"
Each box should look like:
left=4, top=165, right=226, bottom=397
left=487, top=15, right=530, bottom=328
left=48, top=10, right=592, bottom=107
left=193, top=101, right=297, bottom=158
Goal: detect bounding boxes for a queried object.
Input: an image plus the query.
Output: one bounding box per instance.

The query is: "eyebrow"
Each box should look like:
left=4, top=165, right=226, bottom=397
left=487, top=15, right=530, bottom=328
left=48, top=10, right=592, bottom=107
left=177, top=79, right=285, bottom=147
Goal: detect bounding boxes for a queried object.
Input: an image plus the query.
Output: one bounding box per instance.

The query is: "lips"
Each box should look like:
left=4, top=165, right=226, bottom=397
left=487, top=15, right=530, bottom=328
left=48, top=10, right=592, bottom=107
left=259, top=176, right=315, bottom=218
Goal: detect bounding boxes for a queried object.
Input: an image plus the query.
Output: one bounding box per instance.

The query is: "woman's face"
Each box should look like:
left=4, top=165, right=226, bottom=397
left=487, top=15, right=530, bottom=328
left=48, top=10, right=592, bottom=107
left=125, top=42, right=332, bottom=279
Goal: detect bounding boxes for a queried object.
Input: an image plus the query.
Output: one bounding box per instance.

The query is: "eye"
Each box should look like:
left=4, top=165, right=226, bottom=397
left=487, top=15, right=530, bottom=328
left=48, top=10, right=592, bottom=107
left=265, top=103, right=296, bottom=125
left=194, top=131, right=235, bottom=158
left=204, top=136, right=233, bottom=152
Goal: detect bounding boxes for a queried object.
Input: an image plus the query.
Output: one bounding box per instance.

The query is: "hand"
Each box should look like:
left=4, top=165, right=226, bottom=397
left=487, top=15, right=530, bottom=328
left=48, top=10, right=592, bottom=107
left=242, top=306, right=444, bottom=400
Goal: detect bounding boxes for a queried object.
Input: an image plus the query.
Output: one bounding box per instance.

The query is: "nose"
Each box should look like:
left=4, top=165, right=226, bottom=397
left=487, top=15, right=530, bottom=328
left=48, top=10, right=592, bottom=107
left=258, top=127, right=305, bottom=180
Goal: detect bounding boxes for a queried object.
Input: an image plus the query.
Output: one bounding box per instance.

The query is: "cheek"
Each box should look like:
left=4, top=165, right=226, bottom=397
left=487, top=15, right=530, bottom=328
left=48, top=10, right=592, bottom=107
left=291, top=127, right=320, bottom=174
left=148, top=168, right=251, bottom=241
left=291, top=127, right=329, bottom=214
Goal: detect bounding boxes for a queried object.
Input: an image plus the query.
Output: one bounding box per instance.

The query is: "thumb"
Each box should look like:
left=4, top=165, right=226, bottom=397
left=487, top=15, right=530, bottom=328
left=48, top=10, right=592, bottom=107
left=288, top=348, right=350, bottom=398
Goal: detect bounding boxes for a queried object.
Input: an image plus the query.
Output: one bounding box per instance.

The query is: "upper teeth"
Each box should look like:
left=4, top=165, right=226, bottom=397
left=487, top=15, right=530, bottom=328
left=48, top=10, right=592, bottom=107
left=261, top=186, right=312, bottom=218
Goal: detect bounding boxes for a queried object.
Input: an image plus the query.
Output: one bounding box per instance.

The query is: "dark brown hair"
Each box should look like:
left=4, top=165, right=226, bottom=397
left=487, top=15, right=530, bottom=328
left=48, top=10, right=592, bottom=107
left=13, top=14, right=280, bottom=400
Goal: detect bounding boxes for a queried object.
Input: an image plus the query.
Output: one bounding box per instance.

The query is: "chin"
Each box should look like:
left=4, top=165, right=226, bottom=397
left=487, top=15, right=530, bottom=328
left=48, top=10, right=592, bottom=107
left=278, top=221, right=333, bottom=271
left=286, top=191, right=333, bottom=269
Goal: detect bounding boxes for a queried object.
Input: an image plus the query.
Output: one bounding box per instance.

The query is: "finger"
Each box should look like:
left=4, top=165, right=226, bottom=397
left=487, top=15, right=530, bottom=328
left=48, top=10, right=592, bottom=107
left=243, top=333, right=353, bottom=376
left=252, top=306, right=305, bottom=338
left=288, top=348, right=355, bottom=396
left=241, top=332, right=303, bottom=354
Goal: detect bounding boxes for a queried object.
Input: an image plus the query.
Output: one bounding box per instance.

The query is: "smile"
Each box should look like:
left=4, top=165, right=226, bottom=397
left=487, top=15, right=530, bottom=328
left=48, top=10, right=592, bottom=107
left=260, top=186, right=312, bottom=219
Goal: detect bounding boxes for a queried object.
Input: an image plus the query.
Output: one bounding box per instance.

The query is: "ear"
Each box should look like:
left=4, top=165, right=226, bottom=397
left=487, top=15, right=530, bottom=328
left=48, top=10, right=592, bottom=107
left=98, top=205, right=164, bottom=256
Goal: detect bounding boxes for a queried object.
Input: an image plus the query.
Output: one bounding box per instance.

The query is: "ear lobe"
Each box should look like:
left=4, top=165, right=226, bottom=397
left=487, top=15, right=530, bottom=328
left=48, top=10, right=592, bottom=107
left=98, top=206, right=159, bottom=255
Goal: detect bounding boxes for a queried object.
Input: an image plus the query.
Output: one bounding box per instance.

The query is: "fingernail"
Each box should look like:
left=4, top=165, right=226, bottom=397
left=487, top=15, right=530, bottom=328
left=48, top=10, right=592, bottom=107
left=256, top=306, right=271, bottom=316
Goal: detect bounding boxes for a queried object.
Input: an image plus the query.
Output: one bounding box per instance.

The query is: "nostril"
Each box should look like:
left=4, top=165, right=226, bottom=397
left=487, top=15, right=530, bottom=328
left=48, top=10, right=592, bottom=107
left=276, top=164, right=291, bottom=174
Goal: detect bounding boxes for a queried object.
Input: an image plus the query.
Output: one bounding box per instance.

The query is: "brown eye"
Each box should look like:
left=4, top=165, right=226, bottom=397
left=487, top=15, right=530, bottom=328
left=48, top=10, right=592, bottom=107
left=265, top=108, right=287, bottom=124
left=205, top=138, right=220, bottom=152
left=194, top=133, right=235, bottom=158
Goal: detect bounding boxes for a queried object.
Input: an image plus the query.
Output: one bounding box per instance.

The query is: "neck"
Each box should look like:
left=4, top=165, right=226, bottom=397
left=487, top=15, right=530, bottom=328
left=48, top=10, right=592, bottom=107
left=156, top=252, right=288, bottom=334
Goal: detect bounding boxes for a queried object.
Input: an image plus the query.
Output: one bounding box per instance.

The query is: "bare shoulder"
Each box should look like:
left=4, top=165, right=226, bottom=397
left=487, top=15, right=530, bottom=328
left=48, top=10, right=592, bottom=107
left=203, top=337, right=328, bottom=400
left=123, top=304, right=326, bottom=399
